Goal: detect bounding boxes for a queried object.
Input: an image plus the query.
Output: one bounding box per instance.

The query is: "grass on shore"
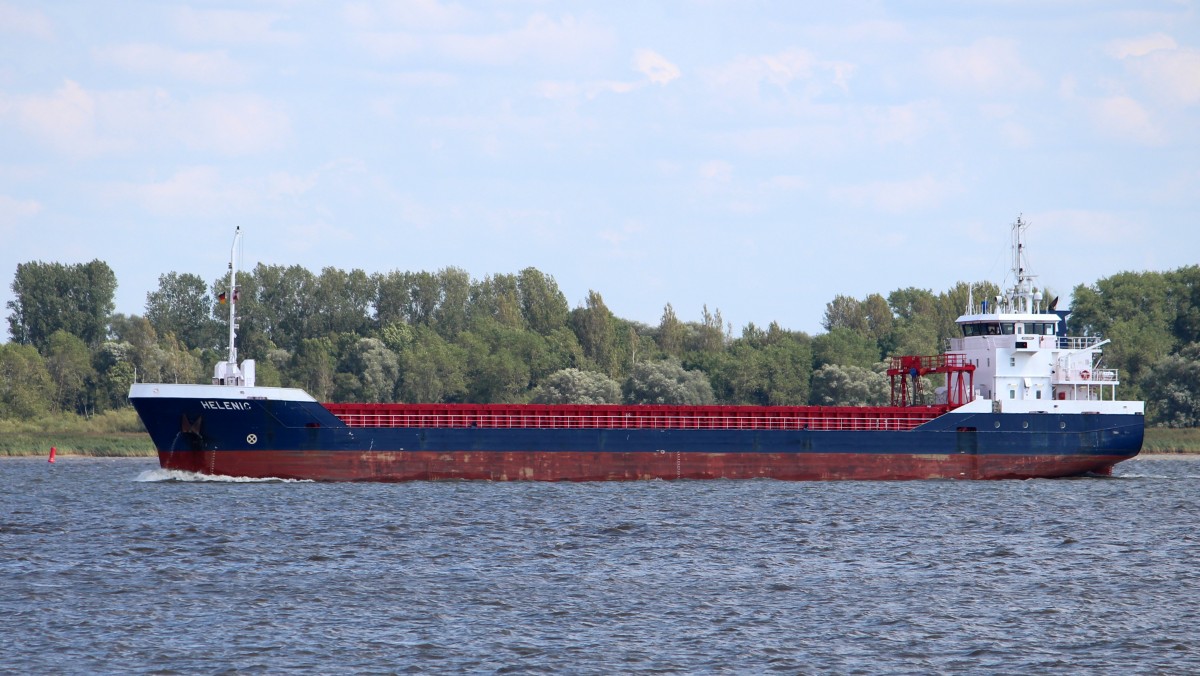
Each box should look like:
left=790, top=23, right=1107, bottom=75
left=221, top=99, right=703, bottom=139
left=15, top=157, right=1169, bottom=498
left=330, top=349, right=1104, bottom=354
left=0, top=409, right=156, bottom=457
left=1142, top=426, right=1200, bottom=454
left=2, top=409, right=1198, bottom=457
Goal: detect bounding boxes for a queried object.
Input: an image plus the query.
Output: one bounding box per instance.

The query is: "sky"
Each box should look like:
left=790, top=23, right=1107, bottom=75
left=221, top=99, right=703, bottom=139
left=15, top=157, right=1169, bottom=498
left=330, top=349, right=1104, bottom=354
left=1, top=1, right=1198, bottom=342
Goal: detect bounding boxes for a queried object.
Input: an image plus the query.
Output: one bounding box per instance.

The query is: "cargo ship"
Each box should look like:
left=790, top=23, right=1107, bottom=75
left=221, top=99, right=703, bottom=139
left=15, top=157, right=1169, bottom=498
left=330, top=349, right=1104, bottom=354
left=128, top=220, right=1143, bottom=481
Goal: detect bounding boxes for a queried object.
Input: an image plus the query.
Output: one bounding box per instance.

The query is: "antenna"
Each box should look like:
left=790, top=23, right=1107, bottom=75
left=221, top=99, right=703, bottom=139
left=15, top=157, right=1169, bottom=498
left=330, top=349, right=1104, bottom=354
left=1010, top=215, right=1038, bottom=313
left=212, top=226, right=254, bottom=386
left=226, top=226, right=240, bottom=366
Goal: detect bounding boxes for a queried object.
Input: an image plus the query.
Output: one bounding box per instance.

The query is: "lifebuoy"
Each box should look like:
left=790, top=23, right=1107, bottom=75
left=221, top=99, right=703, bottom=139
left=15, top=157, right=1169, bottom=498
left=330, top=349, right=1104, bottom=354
left=1080, top=370, right=1090, bottom=380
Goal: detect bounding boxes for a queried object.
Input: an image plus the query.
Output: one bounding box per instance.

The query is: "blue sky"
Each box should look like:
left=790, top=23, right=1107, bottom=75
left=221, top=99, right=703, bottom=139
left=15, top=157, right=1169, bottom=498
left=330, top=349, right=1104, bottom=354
left=2, top=1, right=1197, bottom=341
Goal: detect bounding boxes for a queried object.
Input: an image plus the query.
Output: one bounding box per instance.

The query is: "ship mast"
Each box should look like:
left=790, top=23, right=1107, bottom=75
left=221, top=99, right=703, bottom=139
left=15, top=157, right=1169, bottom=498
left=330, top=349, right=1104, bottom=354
left=226, top=226, right=240, bottom=366
left=212, top=226, right=255, bottom=386
left=1008, top=215, right=1041, bottom=314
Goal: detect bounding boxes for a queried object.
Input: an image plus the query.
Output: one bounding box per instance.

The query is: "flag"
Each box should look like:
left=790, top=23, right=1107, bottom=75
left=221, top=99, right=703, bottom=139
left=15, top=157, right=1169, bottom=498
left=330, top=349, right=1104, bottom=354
left=218, top=292, right=227, bottom=304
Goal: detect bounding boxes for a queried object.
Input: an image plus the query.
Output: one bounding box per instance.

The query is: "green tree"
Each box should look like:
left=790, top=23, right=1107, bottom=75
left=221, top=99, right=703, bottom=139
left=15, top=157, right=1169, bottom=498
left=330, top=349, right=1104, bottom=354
left=374, top=270, right=442, bottom=330
left=109, top=314, right=170, bottom=383
left=396, top=325, right=468, bottom=403
left=1143, top=343, right=1200, bottom=427
left=312, top=267, right=374, bottom=337
left=703, top=329, right=812, bottom=406
left=458, top=319, right=545, bottom=402
left=145, top=272, right=220, bottom=350
left=245, top=264, right=316, bottom=353
left=468, top=273, right=524, bottom=329
left=434, top=267, right=472, bottom=339
left=291, top=337, right=336, bottom=401
left=0, top=342, right=53, bottom=418
left=345, top=337, right=400, bottom=403
left=156, top=333, right=203, bottom=385
left=531, top=368, right=622, bottom=404
left=861, top=293, right=894, bottom=344
left=657, top=303, right=685, bottom=357
left=44, top=330, right=95, bottom=414
left=1070, top=271, right=1176, bottom=397
left=705, top=345, right=765, bottom=405
left=1168, top=266, right=1200, bottom=344
left=91, top=342, right=136, bottom=411
left=812, top=327, right=879, bottom=368
left=570, top=290, right=617, bottom=375
left=517, top=267, right=569, bottom=335
left=686, top=304, right=725, bottom=353
left=760, top=334, right=813, bottom=405
left=7, top=260, right=116, bottom=349
left=622, top=359, right=715, bottom=405
left=822, top=294, right=867, bottom=333
left=809, top=363, right=888, bottom=406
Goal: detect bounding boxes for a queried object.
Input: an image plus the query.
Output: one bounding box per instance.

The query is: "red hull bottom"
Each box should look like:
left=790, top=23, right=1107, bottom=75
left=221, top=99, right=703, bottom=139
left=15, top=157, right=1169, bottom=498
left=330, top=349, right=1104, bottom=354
left=158, top=450, right=1129, bottom=481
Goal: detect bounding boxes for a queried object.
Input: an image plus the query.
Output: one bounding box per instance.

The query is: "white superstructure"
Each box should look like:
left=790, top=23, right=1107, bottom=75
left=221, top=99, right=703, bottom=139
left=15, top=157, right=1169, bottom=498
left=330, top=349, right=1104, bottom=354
left=942, top=217, right=1140, bottom=415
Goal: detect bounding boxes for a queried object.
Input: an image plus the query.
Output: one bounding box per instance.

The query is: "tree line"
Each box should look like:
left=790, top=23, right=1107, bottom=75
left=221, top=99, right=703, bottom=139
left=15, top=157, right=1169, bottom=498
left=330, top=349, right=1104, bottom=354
left=3, top=259, right=1199, bottom=426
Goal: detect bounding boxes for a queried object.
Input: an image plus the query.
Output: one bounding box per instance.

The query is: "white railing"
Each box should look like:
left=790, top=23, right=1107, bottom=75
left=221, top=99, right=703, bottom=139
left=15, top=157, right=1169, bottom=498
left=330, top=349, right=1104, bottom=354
left=1057, top=368, right=1118, bottom=383
left=1058, top=336, right=1105, bottom=350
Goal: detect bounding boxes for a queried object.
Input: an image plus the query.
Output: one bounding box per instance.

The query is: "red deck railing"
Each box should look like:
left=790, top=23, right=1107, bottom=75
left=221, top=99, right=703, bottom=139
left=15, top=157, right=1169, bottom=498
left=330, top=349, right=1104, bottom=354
left=322, top=403, right=950, bottom=432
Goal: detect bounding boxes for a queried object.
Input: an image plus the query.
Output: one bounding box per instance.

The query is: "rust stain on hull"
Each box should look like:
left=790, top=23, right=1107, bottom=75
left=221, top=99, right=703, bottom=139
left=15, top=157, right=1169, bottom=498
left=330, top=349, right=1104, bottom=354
left=159, top=449, right=1128, bottom=482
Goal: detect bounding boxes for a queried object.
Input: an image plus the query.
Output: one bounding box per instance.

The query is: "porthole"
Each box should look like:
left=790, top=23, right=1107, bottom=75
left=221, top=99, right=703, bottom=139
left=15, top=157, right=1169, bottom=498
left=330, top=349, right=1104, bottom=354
left=1059, top=421, right=1066, bottom=430
left=1022, top=421, right=1029, bottom=429
left=994, top=421, right=1001, bottom=429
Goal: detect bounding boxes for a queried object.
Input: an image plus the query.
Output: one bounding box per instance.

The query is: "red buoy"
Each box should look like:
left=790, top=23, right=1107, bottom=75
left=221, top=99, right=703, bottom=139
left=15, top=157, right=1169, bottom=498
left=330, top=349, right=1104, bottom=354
left=48, top=446, right=56, bottom=463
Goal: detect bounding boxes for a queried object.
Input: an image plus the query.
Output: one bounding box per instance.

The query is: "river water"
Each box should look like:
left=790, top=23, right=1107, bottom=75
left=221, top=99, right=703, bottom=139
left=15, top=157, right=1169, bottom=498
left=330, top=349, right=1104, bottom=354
left=3, top=455, right=1199, bottom=674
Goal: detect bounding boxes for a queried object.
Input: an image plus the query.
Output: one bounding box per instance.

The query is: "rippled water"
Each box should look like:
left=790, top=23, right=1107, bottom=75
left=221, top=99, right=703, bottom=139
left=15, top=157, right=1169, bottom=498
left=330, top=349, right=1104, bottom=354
left=3, top=455, right=1199, bottom=674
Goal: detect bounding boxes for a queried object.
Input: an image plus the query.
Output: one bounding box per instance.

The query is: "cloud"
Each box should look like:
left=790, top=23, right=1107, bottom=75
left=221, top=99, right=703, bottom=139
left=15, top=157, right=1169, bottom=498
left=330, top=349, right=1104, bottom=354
left=699, top=160, right=732, bottom=182
left=536, top=79, right=637, bottom=101
left=181, top=95, right=291, bottom=155
left=106, top=166, right=251, bottom=218
left=714, top=100, right=942, bottom=157
left=633, top=49, right=680, bottom=85
left=1110, top=35, right=1200, bottom=105
left=829, top=175, right=956, bottom=213
left=536, top=49, right=678, bottom=102
left=1091, top=95, right=1162, bottom=144
left=0, top=2, right=52, bottom=39
left=264, top=171, right=319, bottom=200
left=925, top=37, right=1039, bottom=93
left=1138, top=49, right=1200, bottom=104
left=172, top=7, right=301, bottom=45
left=598, top=221, right=645, bottom=259
left=360, top=12, right=614, bottom=66
left=864, top=101, right=941, bottom=145
left=706, top=49, right=856, bottom=104
left=4, top=80, right=118, bottom=157
left=764, top=175, right=810, bottom=192
left=0, top=194, right=42, bottom=232
left=2, top=81, right=291, bottom=158
left=1108, top=34, right=1177, bottom=59
left=1027, top=210, right=1129, bottom=245
left=343, top=0, right=475, bottom=32
left=95, top=44, right=249, bottom=85
left=105, top=165, right=324, bottom=221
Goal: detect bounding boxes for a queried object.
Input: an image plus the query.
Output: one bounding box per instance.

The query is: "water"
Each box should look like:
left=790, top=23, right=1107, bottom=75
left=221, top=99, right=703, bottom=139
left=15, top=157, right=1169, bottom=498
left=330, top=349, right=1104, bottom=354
left=3, top=456, right=1199, bottom=674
